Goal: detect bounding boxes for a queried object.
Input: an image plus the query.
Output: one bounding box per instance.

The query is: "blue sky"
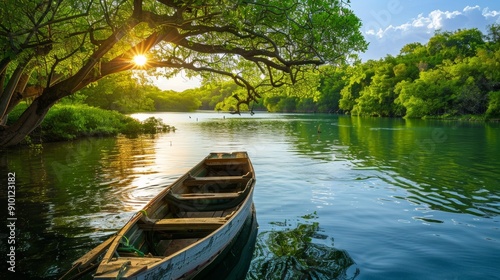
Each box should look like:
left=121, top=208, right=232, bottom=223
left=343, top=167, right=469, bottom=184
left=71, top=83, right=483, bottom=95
left=350, top=0, right=500, bottom=61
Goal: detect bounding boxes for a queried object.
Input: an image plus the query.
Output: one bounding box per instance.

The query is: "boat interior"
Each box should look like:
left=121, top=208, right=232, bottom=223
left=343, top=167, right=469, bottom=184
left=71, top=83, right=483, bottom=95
left=113, top=157, right=254, bottom=260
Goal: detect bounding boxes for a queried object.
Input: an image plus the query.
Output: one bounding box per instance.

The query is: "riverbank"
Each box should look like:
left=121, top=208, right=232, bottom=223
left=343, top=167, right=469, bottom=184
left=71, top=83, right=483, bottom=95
left=420, top=114, right=500, bottom=122
left=7, top=103, right=174, bottom=146
left=6, top=103, right=498, bottom=148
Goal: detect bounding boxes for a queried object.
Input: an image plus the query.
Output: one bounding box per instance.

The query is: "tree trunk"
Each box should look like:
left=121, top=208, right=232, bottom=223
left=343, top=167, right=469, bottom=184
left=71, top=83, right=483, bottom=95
left=0, top=62, right=30, bottom=121
left=0, top=97, right=53, bottom=147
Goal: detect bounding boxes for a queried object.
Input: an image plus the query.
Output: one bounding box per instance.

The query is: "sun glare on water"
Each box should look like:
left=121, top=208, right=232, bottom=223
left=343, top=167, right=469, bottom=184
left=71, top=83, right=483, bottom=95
left=133, top=54, right=147, bottom=66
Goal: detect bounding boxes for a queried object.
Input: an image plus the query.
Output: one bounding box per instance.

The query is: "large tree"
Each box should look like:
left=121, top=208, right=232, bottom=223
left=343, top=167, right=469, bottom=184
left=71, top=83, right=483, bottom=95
left=0, top=0, right=366, bottom=147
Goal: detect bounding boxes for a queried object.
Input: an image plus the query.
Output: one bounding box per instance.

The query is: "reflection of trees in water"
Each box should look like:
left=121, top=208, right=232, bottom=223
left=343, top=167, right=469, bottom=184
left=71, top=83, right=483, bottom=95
left=213, top=115, right=500, bottom=218
left=247, top=214, right=359, bottom=280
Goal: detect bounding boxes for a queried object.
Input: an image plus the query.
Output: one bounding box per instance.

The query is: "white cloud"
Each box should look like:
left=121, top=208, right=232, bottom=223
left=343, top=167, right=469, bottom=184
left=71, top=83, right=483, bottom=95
left=427, top=10, right=461, bottom=29
left=483, top=8, right=500, bottom=18
left=464, top=5, right=480, bottom=13
left=361, top=5, right=500, bottom=61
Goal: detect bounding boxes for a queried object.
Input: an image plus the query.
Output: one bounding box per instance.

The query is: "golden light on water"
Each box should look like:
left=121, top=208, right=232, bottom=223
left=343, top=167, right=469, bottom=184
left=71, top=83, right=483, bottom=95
left=133, top=54, right=147, bottom=66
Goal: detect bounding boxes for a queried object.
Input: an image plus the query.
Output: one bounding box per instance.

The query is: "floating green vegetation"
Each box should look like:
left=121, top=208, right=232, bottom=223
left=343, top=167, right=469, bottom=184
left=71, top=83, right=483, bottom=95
left=248, top=213, right=359, bottom=280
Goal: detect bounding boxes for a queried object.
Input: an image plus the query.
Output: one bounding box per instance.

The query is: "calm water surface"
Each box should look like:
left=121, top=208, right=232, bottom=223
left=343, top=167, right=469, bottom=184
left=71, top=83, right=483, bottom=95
left=1, top=112, right=499, bottom=279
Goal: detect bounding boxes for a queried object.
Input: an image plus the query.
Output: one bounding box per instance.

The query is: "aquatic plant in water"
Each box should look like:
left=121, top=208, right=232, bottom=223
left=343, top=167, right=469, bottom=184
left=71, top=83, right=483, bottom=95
left=247, top=214, right=360, bottom=280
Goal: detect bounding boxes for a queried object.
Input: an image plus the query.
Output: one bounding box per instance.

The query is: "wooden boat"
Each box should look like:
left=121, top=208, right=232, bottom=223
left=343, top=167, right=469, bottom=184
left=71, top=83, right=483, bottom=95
left=61, top=151, right=256, bottom=280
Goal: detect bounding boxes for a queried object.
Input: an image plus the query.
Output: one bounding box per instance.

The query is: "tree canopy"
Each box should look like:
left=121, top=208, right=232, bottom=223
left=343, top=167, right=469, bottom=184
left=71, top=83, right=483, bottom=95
left=0, top=0, right=366, bottom=147
left=266, top=25, right=499, bottom=119
left=337, top=26, right=500, bottom=119
left=209, top=25, right=498, bottom=117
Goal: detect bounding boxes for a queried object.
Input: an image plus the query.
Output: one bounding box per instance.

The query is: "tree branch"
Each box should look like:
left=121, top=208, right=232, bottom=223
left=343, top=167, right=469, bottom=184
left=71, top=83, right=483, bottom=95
left=0, top=57, right=32, bottom=120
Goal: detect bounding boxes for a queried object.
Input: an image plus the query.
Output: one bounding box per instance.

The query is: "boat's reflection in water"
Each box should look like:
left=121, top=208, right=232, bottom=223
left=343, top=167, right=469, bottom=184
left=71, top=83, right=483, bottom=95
left=191, top=205, right=258, bottom=280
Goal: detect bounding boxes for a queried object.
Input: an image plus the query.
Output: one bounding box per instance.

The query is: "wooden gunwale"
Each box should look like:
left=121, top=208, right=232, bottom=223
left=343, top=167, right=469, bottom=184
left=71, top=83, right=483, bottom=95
left=65, top=152, right=255, bottom=280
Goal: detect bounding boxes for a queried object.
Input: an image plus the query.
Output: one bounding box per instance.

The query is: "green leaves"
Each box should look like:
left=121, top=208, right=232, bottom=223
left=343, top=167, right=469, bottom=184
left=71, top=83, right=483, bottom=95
left=486, top=91, right=500, bottom=119
left=1, top=0, right=367, bottom=145
left=331, top=25, right=500, bottom=119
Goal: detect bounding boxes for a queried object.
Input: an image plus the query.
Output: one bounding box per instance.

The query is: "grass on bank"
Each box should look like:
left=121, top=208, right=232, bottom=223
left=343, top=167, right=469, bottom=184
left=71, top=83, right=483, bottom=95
left=7, top=103, right=173, bottom=143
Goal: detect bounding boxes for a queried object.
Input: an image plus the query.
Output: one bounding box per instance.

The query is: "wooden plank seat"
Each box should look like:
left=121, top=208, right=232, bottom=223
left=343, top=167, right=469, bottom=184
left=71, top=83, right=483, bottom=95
left=171, top=192, right=241, bottom=200
left=204, top=159, right=248, bottom=166
left=183, top=172, right=252, bottom=186
left=139, top=217, right=227, bottom=231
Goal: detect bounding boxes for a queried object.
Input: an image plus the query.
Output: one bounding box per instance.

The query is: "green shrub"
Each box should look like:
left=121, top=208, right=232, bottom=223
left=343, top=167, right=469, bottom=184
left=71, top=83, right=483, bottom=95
left=120, top=118, right=143, bottom=137
left=486, top=91, right=500, bottom=119
left=141, top=117, right=170, bottom=134
left=7, top=103, right=174, bottom=143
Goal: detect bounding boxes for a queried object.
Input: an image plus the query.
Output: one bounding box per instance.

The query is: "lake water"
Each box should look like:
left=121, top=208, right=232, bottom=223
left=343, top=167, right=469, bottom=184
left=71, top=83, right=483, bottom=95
left=1, top=112, right=499, bottom=279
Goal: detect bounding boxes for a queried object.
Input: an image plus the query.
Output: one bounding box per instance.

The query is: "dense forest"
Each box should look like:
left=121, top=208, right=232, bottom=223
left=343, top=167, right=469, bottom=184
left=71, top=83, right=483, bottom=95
left=77, top=25, right=500, bottom=119
left=334, top=25, right=500, bottom=119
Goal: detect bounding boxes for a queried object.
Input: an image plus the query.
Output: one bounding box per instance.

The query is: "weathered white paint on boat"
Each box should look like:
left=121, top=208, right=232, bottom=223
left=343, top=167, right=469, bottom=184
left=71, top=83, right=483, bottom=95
left=89, top=152, right=256, bottom=280
left=134, top=192, right=254, bottom=280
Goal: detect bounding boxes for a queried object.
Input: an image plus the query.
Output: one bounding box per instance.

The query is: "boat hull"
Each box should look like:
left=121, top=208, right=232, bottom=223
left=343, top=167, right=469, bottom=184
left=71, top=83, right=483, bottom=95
left=119, top=190, right=254, bottom=280
left=89, top=152, right=256, bottom=280
left=191, top=204, right=258, bottom=280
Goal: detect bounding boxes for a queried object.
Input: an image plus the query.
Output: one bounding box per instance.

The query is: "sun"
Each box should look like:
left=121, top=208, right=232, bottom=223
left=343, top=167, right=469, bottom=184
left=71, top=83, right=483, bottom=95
left=133, top=54, right=147, bottom=66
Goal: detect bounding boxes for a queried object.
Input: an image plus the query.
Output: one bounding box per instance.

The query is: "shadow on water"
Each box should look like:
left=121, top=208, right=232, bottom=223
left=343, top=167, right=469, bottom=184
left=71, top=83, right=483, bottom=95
left=247, top=213, right=359, bottom=280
